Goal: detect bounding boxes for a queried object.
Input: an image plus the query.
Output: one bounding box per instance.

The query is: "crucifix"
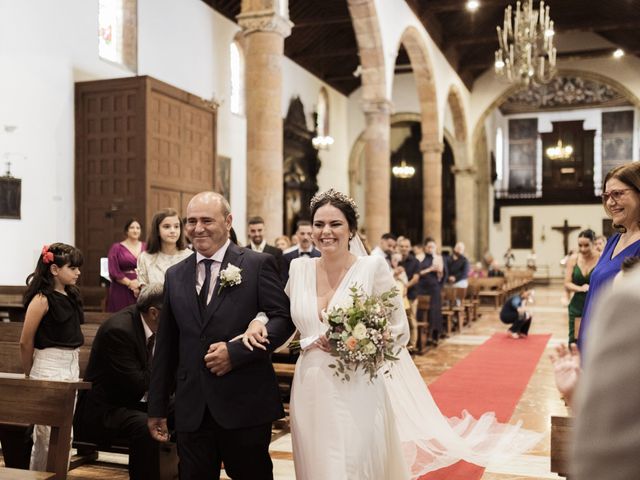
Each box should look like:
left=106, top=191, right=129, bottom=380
left=552, top=219, right=581, bottom=255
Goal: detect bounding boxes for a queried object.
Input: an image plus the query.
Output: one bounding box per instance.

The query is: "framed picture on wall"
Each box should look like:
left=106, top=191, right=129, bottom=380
left=511, top=216, right=533, bottom=249
left=215, top=155, right=231, bottom=202
left=0, top=176, right=21, bottom=219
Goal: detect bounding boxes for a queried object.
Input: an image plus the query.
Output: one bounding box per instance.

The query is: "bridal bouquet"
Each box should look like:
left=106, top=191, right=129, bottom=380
left=325, top=285, right=402, bottom=382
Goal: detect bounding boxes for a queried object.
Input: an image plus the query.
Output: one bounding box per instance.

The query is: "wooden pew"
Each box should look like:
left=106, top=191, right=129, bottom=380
left=0, top=285, right=107, bottom=322
left=550, top=415, right=573, bottom=479
left=0, top=373, right=90, bottom=480
left=415, top=295, right=431, bottom=353
left=470, top=277, right=506, bottom=309
left=0, top=467, right=55, bottom=479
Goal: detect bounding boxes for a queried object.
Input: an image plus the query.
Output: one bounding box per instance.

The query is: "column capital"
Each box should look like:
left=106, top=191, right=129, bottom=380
left=237, top=10, right=293, bottom=37
left=361, top=98, right=393, bottom=115
left=420, top=140, right=444, bottom=154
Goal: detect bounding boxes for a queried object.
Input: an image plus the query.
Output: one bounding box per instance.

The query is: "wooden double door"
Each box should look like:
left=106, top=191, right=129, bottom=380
left=75, top=76, right=217, bottom=286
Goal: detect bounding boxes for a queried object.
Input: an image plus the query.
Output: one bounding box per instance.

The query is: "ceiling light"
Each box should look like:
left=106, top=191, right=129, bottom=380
left=392, top=160, right=415, bottom=179
left=495, top=0, right=557, bottom=86
left=466, top=0, right=480, bottom=12
left=613, top=48, right=625, bottom=58
left=546, top=139, right=573, bottom=160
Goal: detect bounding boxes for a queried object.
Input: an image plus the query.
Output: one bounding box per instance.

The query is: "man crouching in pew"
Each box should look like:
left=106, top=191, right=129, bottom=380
left=74, top=283, right=173, bottom=480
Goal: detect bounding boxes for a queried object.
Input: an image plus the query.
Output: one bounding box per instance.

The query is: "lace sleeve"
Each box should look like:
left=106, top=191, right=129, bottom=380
left=371, top=257, right=410, bottom=347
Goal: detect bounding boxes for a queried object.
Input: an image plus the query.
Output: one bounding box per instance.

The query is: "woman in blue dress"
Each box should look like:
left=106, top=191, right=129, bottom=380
left=578, top=162, right=640, bottom=352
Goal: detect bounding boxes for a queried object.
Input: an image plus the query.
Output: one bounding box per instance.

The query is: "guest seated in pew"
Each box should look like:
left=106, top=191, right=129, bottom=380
left=499, top=287, right=533, bottom=339
left=469, top=261, right=487, bottom=279
left=19, top=243, right=84, bottom=471
left=74, top=283, right=171, bottom=480
left=487, top=261, right=505, bottom=277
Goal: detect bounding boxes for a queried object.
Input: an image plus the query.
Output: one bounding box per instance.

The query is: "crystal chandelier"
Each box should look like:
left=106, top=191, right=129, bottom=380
left=495, top=0, right=557, bottom=86
left=392, top=160, right=415, bottom=179
left=546, top=139, right=573, bottom=160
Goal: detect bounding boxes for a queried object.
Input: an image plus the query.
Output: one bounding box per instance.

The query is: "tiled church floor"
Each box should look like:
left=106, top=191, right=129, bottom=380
left=3, top=282, right=569, bottom=479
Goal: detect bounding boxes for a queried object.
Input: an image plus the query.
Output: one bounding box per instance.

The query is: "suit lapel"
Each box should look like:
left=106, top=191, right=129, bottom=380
left=202, top=243, right=246, bottom=329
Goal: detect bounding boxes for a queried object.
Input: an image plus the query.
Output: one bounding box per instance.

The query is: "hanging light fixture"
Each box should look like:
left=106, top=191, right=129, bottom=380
left=546, top=139, right=573, bottom=160
left=495, top=0, right=557, bottom=86
left=392, top=160, right=415, bottom=179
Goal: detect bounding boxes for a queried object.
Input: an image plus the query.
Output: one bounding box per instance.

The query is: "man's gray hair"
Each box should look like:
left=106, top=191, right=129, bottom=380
left=136, top=283, right=165, bottom=312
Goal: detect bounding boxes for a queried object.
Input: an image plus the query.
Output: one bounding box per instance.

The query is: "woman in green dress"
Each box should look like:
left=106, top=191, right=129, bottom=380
left=564, top=229, right=599, bottom=344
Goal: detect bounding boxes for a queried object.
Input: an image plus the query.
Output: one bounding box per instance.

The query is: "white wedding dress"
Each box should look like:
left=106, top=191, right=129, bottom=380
left=287, top=255, right=541, bottom=480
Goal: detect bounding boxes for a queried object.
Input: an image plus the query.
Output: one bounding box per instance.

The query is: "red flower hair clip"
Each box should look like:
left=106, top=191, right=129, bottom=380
left=41, top=245, right=54, bottom=264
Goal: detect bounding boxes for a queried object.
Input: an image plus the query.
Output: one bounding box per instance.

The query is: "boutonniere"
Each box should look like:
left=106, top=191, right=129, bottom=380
left=218, top=264, right=242, bottom=293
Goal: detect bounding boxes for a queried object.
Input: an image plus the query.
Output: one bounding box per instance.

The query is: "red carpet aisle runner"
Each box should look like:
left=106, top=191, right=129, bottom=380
left=419, top=333, right=551, bottom=480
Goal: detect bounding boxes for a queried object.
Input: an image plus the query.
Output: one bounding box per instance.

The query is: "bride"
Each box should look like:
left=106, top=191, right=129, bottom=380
left=242, top=189, right=540, bottom=479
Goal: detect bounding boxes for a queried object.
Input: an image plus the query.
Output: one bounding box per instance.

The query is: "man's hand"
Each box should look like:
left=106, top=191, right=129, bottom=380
left=204, top=342, right=232, bottom=376
left=148, top=417, right=169, bottom=442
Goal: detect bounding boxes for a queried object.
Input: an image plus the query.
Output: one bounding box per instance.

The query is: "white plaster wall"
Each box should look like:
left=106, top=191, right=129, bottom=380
left=0, top=0, right=135, bottom=285
left=281, top=59, right=350, bottom=197
left=490, top=204, right=606, bottom=278
left=0, top=0, right=349, bottom=284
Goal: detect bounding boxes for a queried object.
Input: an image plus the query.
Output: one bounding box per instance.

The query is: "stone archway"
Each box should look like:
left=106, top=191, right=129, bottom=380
left=446, top=85, right=476, bottom=256
left=347, top=0, right=390, bottom=242
left=397, top=26, right=442, bottom=244
left=470, top=69, right=640, bottom=259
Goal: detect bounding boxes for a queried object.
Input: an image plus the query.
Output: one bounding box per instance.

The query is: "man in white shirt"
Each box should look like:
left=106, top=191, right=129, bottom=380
left=370, top=232, right=397, bottom=269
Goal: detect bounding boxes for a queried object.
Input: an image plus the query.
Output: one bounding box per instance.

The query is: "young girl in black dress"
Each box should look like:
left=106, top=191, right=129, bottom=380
left=19, top=243, right=84, bottom=471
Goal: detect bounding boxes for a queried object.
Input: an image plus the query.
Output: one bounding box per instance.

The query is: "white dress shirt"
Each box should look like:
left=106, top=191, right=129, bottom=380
left=195, top=239, right=231, bottom=305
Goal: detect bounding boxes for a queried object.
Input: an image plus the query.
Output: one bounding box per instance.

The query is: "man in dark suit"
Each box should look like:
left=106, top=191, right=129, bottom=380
left=246, top=215, right=284, bottom=276
left=148, top=192, right=294, bottom=480
left=74, top=283, right=167, bottom=480
left=282, top=220, right=321, bottom=283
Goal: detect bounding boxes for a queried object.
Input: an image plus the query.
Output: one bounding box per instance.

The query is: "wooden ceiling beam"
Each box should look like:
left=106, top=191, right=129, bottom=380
left=291, top=48, right=359, bottom=61
left=448, top=19, right=640, bottom=47
left=292, top=17, right=351, bottom=29
left=424, top=0, right=510, bottom=14
left=461, top=47, right=639, bottom=72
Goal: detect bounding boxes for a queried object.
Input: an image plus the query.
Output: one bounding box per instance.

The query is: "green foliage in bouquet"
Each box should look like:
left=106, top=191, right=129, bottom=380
left=326, top=284, right=403, bottom=382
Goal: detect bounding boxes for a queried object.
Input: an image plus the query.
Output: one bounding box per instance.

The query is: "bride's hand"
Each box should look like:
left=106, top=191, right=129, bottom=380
left=307, top=335, right=331, bottom=352
left=241, top=319, right=270, bottom=351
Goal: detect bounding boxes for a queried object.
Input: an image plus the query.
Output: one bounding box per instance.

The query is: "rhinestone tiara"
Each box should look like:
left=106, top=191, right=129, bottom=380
left=310, top=188, right=358, bottom=216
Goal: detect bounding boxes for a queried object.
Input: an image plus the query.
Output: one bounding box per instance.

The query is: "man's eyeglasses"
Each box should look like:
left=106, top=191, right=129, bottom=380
left=602, top=188, right=633, bottom=203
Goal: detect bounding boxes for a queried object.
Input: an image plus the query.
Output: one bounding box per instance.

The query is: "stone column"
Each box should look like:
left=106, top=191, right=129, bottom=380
left=237, top=4, right=292, bottom=239
left=453, top=165, right=477, bottom=258
left=362, top=98, right=392, bottom=243
left=421, top=140, right=444, bottom=246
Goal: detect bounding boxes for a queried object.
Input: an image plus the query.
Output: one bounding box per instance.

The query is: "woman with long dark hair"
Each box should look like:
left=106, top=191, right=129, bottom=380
left=137, top=208, right=192, bottom=286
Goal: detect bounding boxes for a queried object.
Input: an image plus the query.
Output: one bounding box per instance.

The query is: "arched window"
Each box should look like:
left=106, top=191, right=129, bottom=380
left=230, top=40, right=245, bottom=116
left=496, top=127, right=504, bottom=183
left=98, top=0, right=137, bottom=71
left=312, top=87, right=333, bottom=149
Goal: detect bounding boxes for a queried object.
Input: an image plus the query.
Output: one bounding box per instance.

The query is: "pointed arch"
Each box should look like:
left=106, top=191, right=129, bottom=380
left=347, top=0, right=386, bottom=102
left=446, top=85, right=468, bottom=144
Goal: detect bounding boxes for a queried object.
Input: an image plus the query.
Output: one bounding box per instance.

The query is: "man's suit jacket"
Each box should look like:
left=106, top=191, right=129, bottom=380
left=148, top=242, right=294, bottom=432
left=282, top=247, right=321, bottom=283
left=247, top=243, right=285, bottom=281
left=74, top=305, right=150, bottom=439
left=572, top=270, right=640, bottom=480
